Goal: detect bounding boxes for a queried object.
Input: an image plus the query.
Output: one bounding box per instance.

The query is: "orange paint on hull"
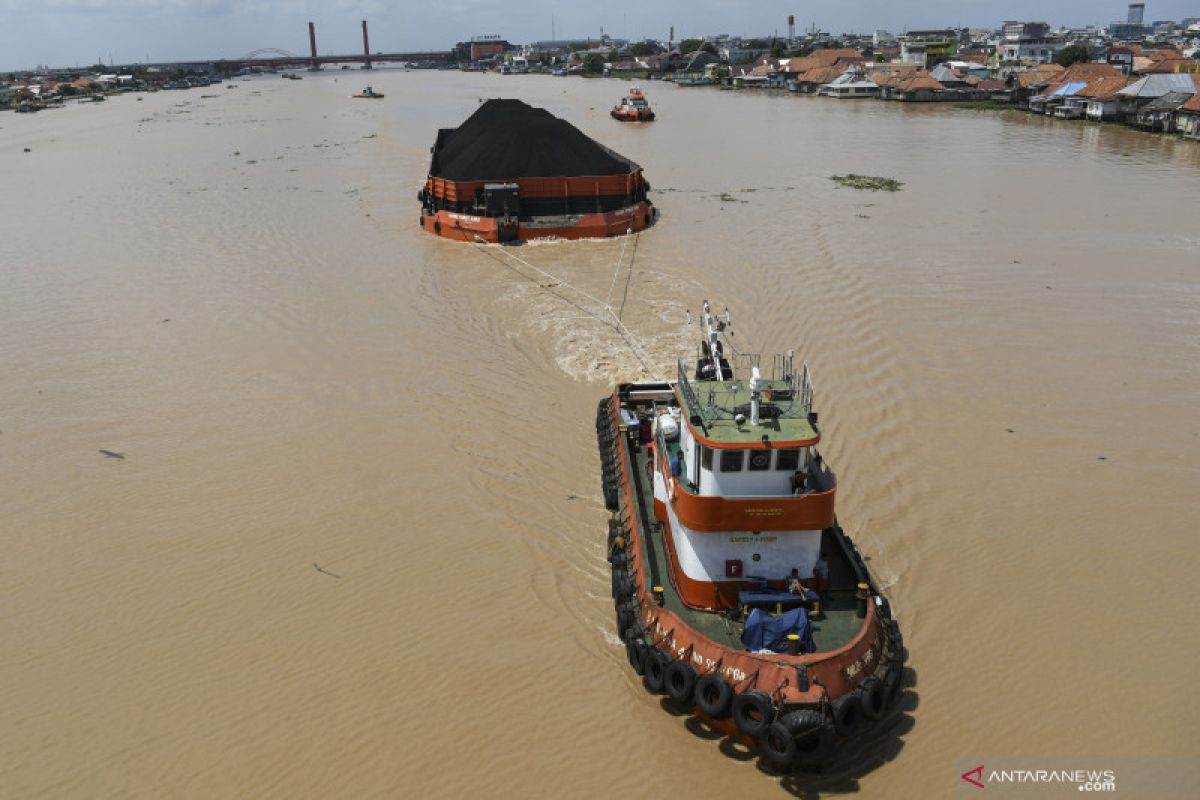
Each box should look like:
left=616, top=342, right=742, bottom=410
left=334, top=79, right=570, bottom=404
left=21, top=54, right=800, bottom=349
left=420, top=202, right=655, bottom=243
left=611, top=390, right=892, bottom=704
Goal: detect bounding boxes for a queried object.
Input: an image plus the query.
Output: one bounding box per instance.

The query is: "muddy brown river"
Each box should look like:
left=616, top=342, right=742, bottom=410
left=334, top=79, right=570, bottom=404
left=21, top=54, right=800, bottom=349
left=2, top=71, right=1198, bottom=798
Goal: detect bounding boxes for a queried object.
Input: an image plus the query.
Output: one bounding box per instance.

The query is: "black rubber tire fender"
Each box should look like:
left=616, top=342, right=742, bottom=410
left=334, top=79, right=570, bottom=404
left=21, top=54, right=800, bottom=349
left=732, top=689, right=774, bottom=737
left=624, top=630, right=646, bottom=675
left=780, top=709, right=828, bottom=753
left=664, top=660, right=698, bottom=706
left=643, top=649, right=669, bottom=694
left=860, top=677, right=887, bottom=720
left=694, top=673, right=733, bottom=720
left=604, top=484, right=619, bottom=512
left=832, top=691, right=864, bottom=733
left=758, top=721, right=799, bottom=772
left=433, top=220, right=441, bottom=234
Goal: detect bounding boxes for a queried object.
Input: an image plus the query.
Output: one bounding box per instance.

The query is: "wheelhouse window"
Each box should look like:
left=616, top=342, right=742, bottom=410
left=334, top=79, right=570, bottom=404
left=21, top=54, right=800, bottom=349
left=775, top=449, right=800, bottom=471
left=747, top=450, right=771, bottom=471
left=700, top=446, right=713, bottom=471
left=719, top=449, right=744, bottom=472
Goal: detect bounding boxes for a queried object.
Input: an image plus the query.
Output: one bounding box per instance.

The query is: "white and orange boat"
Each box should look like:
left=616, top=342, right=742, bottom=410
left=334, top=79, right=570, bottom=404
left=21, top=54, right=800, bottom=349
left=419, top=99, right=654, bottom=243
left=597, top=301, right=904, bottom=772
left=611, top=87, right=655, bottom=121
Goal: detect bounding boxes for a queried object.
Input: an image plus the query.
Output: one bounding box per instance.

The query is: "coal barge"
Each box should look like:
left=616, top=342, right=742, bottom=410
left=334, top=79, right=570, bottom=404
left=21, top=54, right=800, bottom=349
left=597, top=301, right=905, bottom=772
left=418, top=99, right=655, bottom=243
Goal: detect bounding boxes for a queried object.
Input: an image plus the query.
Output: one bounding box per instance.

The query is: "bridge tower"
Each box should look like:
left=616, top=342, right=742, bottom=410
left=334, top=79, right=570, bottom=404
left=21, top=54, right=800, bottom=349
left=308, top=21, right=318, bottom=70
left=362, top=20, right=372, bottom=69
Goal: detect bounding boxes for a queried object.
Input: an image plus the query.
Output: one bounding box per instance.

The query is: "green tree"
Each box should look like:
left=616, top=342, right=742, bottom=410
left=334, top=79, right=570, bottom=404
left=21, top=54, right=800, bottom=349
left=770, top=38, right=785, bottom=58
left=678, top=38, right=703, bottom=54
left=700, top=42, right=718, bottom=55
left=627, top=42, right=659, bottom=56
left=1054, top=44, right=1092, bottom=67
left=583, top=53, right=606, bottom=75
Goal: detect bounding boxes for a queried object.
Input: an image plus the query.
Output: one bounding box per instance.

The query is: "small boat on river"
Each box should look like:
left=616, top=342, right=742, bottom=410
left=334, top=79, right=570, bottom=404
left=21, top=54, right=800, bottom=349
left=611, top=87, right=655, bottom=121
left=596, top=301, right=904, bottom=772
left=353, top=86, right=384, bottom=99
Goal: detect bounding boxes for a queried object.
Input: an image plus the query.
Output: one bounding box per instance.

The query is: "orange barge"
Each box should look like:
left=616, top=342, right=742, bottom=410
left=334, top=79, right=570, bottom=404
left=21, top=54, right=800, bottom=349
left=597, top=301, right=905, bottom=772
left=418, top=99, right=654, bottom=243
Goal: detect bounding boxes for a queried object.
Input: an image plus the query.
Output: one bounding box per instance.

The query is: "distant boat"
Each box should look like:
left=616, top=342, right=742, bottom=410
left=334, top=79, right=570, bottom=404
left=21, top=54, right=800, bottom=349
left=611, top=87, right=656, bottom=121
left=352, top=87, right=384, bottom=98
left=676, top=74, right=715, bottom=87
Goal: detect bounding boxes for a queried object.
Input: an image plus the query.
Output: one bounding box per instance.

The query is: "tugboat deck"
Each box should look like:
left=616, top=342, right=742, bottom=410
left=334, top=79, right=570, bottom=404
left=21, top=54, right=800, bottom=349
left=676, top=372, right=818, bottom=444
left=627, top=436, right=864, bottom=654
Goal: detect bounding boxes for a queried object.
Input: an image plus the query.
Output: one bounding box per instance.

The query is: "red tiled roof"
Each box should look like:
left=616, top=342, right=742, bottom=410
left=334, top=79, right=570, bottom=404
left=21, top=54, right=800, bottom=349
left=784, top=48, right=863, bottom=73
left=897, top=74, right=945, bottom=92
left=1076, top=75, right=1132, bottom=98
left=1145, top=58, right=1200, bottom=74
left=1182, top=93, right=1200, bottom=112
left=1054, top=63, right=1120, bottom=84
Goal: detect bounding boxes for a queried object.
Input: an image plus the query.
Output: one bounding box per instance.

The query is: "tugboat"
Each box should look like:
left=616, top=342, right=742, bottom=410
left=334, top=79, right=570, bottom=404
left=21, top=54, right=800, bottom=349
left=596, top=301, right=904, bottom=772
left=352, top=86, right=384, bottom=99
left=611, top=87, right=655, bottom=121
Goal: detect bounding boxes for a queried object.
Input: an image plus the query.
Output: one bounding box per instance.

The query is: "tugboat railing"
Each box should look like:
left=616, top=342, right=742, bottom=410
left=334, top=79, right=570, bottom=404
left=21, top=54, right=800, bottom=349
left=677, top=355, right=816, bottom=425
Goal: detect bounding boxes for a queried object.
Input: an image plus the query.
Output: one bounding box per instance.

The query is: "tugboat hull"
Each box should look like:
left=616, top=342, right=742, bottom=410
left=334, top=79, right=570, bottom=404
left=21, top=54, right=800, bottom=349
left=596, top=388, right=904, bottom=772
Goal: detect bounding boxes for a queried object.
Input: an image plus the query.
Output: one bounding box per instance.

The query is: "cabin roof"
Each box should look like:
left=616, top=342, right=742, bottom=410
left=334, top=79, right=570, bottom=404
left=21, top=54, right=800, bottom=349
left=677, top=378, right=819, bottom=447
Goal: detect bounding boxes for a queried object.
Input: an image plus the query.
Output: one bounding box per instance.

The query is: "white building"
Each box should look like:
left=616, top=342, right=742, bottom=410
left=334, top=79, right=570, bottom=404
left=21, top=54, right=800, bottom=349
left=1001, top=38, right=1067, bottom=63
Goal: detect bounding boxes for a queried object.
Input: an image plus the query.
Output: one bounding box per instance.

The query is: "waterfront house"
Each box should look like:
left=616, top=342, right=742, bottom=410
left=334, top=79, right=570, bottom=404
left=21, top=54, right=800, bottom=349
left=890, top=73, right=947, bottom=101
left=1178, top=93, right=1200, bottom=139
left=789, top=65, right=845, bottom=93
left=1078, top=76, right=1133, bottom=120
left=1133, top=91, right=1194, bottom=131
left=1031, top=81, right=1087, bottom=114
left=780, top=48, right=864, bottom=82
left=819, top=65, right=880, bottom=98
left=1116, top=72, right=1200, bottom=117
left=1005, top=63, right=1064, bottom=103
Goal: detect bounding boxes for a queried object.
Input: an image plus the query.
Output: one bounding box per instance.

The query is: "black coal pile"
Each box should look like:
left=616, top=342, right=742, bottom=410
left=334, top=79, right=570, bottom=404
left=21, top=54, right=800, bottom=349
left=429, top=99, right=638, bottom=181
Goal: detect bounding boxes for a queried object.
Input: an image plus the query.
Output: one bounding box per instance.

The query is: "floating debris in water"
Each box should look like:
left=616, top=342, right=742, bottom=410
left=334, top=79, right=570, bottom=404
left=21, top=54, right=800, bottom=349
left=830, top=174, right=903, bottom=192
left=313, top=563, right=341, bottom=578
left=99, top=449, right=125, bottom=459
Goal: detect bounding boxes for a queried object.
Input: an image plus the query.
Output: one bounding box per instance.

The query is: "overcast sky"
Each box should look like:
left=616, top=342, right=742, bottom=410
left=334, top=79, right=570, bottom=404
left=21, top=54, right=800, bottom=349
left=1, top=1, right=1197, bottom=71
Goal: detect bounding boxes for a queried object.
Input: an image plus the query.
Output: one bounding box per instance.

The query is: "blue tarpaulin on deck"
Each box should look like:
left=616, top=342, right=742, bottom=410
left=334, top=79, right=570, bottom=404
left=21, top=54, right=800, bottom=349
left=741, top=607, right=815, bottom=653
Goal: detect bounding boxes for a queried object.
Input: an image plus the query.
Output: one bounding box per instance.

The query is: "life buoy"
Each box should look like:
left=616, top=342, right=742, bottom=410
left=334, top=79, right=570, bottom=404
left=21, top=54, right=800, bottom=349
left=694, top=673, right=733, bottom=720
left=732, top=690, right=774, bottom=737
left=664, top=660, right=698, bottom=706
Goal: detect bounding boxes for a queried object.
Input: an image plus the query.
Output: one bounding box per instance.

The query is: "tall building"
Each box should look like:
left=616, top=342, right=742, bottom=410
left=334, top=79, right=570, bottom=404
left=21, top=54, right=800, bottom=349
left=1127, top=4, right=1145, bottom=25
